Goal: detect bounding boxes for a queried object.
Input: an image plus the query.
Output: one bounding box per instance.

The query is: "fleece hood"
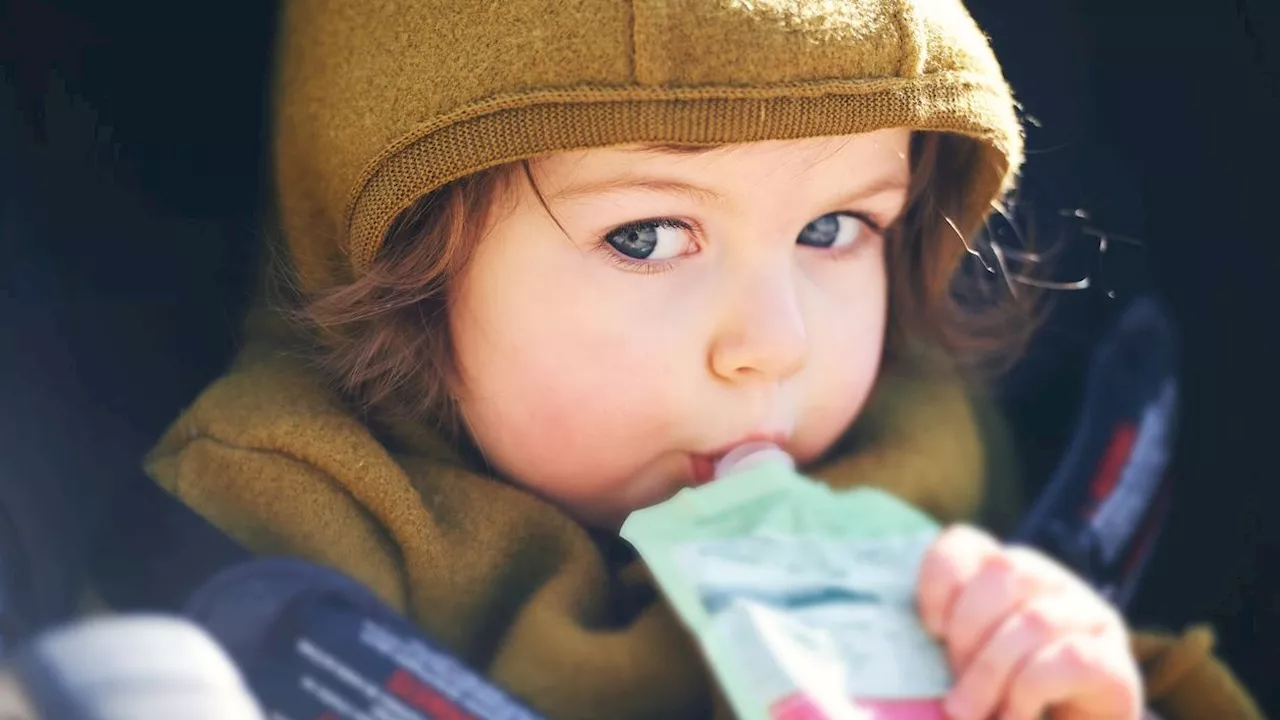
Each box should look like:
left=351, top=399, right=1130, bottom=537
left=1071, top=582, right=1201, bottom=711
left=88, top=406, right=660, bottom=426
left=272, top=0, right=1023, bottom=291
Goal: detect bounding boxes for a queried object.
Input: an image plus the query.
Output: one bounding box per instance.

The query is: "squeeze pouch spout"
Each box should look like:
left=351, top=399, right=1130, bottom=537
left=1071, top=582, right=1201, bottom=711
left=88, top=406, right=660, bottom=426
left=620, top=446, right=951, bottom=720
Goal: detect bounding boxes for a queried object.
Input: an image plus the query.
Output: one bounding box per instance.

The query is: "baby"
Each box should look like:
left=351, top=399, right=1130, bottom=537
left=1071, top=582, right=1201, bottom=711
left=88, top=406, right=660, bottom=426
left=146, top=0, right=1263, bottom=718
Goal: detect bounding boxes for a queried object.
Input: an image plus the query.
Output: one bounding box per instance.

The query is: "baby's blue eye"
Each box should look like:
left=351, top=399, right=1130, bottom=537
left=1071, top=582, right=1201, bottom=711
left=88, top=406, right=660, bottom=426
left=797, top=212, right=866, bottom=249
left=604, top=220, right=687, bottom=260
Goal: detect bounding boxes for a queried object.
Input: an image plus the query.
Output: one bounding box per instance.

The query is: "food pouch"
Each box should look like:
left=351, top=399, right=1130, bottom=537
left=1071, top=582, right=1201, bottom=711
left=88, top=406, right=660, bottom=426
left=620, top=444, right=951, bottom=720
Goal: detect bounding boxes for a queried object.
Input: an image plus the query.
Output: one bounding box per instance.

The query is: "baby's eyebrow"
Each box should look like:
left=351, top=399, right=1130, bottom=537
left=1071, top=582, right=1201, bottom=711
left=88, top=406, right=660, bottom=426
left=549, top=161, right=910, bottom=208
left=549, top=176, right=724, bottom=204
left=550, top=173, right=908, bottom=204
left=838, top=175, right=911, bottom=199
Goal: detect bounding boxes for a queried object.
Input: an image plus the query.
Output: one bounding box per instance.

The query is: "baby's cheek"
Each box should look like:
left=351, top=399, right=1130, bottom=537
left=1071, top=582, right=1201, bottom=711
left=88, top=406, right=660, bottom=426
left=467, top=342, right=675, bottom=488
left=793, top=317, right=885, bottom=461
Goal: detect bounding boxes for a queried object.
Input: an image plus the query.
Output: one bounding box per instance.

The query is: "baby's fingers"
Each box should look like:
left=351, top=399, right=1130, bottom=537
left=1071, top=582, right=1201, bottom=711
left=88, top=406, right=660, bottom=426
left=918, top=525, right=1001, bottom=637
left=944, top=547, right=1076, bottom=670
left=944, top=593, right=1101, bottom=720
left=1000, top=632, right=1142, bottom=720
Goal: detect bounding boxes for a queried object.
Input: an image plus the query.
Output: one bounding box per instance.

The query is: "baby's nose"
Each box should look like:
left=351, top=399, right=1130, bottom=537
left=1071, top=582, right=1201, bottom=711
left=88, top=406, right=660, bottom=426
left=707, top=268, right=807, bottom=383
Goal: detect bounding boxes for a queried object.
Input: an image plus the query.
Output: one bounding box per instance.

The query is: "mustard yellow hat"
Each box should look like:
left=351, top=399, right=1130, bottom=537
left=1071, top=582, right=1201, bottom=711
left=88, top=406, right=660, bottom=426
left=272, top=0, right=1023, bottom=291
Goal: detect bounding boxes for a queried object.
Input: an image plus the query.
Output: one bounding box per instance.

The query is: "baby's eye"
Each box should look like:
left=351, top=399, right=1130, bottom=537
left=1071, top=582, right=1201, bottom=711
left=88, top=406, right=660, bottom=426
left=796, top=212, right=869, bottom=249
left=603, top=219, right=691, bottom=261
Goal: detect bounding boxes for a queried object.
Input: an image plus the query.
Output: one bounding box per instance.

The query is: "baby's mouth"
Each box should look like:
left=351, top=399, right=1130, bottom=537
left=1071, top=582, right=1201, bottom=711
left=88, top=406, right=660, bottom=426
left=689, top=454, right=720, bottom=485
left=688, top=433, right=791, bottom=486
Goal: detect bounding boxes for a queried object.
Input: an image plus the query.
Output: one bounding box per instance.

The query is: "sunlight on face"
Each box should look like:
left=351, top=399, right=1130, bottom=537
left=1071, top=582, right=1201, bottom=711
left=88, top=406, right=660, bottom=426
left=448, top=129, right=912, bottom=528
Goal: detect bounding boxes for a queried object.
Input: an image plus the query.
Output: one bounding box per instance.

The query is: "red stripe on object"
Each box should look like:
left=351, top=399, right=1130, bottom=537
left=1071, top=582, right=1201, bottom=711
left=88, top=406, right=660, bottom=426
left=1089, top=424, right=1139, bottom=507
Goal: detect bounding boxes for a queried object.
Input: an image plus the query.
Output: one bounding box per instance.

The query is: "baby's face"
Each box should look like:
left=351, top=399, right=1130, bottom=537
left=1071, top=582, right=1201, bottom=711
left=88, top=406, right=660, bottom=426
left=449, top=130, right=912, bottom=529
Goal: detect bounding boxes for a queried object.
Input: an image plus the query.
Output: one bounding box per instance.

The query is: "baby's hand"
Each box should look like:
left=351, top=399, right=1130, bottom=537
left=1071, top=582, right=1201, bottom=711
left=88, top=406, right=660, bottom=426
left=917, top=525, right=1143, bottom=720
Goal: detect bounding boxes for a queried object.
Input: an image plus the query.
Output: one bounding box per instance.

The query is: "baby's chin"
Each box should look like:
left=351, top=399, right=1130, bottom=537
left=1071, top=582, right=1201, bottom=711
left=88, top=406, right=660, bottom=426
left=555, top=450, right=699, bottom=532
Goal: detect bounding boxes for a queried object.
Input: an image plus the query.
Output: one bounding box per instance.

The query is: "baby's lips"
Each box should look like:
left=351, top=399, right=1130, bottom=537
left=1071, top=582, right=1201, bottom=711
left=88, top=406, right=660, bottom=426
left=714, top=442, right=795, bottom=479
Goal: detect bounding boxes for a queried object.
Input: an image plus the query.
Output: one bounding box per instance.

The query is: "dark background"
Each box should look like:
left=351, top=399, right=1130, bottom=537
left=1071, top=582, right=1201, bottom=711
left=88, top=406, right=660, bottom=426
left=2, top=0, right=1277, bottom=711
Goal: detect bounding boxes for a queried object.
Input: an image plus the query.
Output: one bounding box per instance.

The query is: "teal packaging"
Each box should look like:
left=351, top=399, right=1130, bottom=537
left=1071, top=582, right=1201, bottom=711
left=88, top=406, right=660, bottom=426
left=621, top=445, right=951, bottom=720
